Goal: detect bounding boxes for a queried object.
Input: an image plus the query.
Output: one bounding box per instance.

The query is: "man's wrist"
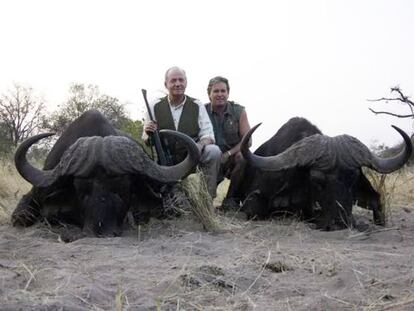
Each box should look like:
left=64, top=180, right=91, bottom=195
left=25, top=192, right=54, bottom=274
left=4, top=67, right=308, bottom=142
left=227, top=150, right=232, bottom=157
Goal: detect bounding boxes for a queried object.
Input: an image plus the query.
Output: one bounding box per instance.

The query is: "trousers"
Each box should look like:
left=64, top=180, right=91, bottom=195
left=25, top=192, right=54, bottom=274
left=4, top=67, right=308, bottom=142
left=199, top=144, right=221, bottom=198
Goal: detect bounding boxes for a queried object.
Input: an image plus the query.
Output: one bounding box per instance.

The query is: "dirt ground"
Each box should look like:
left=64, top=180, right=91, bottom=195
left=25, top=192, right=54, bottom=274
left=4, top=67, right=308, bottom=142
left=1, top=200, right=414, bottom=311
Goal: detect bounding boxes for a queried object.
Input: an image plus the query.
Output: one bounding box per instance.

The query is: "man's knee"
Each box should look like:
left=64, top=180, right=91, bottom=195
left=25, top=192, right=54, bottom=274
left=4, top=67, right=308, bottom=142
left=201, top=144, right=221, bottom=163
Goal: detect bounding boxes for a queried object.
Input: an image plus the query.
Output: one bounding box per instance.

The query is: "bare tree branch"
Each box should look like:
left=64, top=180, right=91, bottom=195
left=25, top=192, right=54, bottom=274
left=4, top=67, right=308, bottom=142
left=0, top=83, right=46, bottom=146
left=368, top=108, right=414, bottom=118
left=369, top=86, right=414, bottom=120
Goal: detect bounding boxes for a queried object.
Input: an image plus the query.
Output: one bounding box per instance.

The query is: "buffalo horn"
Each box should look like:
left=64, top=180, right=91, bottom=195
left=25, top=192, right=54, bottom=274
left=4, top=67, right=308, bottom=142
left=240, top=123, right=298, bottom=171
left=147, top=129, right=200, bottom=182
left=14, top=133, right=56, bottom=187
left=15, top=130, right=201, bottom=187
left=241, top=124, right=412, bottom=174
left=369, top=125, right=412, bottom=173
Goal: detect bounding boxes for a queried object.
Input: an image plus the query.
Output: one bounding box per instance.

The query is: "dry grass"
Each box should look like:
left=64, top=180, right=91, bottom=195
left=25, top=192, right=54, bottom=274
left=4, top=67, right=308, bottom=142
left=1, top=157, right=414, bottom=310
left=3, top=155, right=414, bottom=228
left=364, top=165, right=414, bottom=223
left=389, top=165, right=414, bottom=204
left=0, top=159, right=31, bottom=223
left=0, top=159, right=223, bottom=231
left=181, top=170, right=222, bottom=232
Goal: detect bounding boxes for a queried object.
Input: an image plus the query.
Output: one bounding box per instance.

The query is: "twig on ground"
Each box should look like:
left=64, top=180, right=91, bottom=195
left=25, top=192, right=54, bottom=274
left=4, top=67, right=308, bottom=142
left=348, top=227, right=400, bottom=239
left=241, top=250, right=271, bottom=296
left=186, top=301, right=203, bottom=310
left=155, top=240, right=196, bottom=307
left=365, top=296, right=414, bottom=311
left=21, top=263, right=36, bottom=290
left=323, top=293, right=354, bottom=307
left=69, top=292, right=95, bottom=308
left=343, top=248, right=404, bottom=257
left=352, top=268, right=365, bottom=289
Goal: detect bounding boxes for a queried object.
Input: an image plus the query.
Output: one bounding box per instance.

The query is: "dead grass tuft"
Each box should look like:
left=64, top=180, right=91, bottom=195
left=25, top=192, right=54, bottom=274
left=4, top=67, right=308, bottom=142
left=181, top=170, right=222, bottom=232
left=0, top=159, right=31, bottom=223
left=363, top=166, right=411, bottom=223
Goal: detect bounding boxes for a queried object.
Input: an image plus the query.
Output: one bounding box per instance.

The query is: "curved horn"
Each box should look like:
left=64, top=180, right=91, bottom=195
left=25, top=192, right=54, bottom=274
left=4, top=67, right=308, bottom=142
left=241, top=123, right=266, bottom=167
left=15, top=133, right=56, bottom=187
left=370, top=125, right=412, bottom=173
left=148, top=129, right=200, bottom=182
left=16, top=131, right=200, bottom=186
left=241, top=123, right=302, bottom=171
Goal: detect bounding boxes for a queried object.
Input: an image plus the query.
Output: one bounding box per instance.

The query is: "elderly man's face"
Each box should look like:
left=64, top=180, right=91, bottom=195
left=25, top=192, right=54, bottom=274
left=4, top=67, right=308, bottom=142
left=165, top=69, right=187, bottom=98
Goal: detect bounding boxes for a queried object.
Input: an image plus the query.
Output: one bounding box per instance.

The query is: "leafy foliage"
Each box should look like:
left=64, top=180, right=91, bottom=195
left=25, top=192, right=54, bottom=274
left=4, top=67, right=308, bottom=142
left=46, top=83, right=130, bottom=134
left=120, top=119, right=144, bottom=141
left=119, top=118, right=153, bottom=155
left=0, top=82, right=146, bottom=158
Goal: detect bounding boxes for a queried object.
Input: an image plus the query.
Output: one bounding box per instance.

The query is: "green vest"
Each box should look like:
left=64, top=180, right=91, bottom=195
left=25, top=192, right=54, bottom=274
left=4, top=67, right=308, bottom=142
left=154, top=96, right=200, bottom=163
left=205, top=101, right=244, bottom=152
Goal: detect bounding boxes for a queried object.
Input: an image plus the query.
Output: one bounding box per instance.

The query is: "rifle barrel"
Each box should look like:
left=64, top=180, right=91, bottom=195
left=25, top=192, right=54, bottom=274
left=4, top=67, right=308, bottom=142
left=141, top=89, right=168, bottom=165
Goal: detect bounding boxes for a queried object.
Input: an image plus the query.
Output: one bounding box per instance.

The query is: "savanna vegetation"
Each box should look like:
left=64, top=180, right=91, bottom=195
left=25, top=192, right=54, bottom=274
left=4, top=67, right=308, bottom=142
left=0, top=84, right=414, bottom=310
left=0, top=82, right=145, bottom=160
left=1, top=148, right=414, bottom=310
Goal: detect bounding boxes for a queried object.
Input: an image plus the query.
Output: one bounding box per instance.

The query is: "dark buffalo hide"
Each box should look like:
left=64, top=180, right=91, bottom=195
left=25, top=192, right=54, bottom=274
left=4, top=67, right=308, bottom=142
left=12, top=110, right=200, bottom=237
left=227, top=117, right=412, bottom=230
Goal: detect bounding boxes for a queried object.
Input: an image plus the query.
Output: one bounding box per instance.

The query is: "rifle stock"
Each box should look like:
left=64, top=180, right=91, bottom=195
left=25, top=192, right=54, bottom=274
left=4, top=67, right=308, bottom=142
left=141, top=89, right=169, bottom=165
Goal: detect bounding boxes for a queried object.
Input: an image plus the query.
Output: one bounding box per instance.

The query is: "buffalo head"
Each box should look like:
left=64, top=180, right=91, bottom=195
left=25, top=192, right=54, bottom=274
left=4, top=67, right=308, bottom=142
left=241, top=123, right=412, bottom=230
left=14, top=130, right=200, bottom=237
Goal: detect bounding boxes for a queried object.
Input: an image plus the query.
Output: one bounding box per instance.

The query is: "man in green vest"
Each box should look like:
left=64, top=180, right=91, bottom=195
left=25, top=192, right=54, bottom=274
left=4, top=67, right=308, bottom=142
left=143, top=67, right=221, bottom=198
left=205, top=76, right=251, bottom=208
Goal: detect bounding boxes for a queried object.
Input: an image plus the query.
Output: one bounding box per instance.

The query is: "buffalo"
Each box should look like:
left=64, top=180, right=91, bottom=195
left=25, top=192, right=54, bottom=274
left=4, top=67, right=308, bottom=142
left=227, top=117, right=412, bottom=230
left=12, top=110, right=200, bottom=237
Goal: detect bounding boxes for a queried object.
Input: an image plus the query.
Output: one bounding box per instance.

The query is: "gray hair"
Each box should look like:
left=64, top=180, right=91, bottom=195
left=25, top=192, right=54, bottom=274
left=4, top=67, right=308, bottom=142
left=207, top=76, right=230, bottom=96
left=165, top=66, right=187, bottom=82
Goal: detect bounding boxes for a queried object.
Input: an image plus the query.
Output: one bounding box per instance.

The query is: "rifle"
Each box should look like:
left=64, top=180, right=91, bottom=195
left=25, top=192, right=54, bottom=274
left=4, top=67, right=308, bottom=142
left=141, top=89, right=169, bottom=165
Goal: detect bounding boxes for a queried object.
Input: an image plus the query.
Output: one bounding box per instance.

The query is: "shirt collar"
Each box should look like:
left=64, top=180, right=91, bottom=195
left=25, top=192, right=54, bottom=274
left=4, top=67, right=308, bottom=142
left=168, top=95, right=187, bottom=110
left=211, top=101, right=232, bottom=116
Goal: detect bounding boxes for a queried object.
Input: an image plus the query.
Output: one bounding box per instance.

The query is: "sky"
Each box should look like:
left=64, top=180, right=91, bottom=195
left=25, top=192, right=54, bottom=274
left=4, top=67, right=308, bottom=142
left=1, top=0, right=414, bottom=150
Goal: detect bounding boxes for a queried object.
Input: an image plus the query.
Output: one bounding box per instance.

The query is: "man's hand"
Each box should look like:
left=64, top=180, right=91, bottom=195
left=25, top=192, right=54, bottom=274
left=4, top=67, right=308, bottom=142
left=197, top=138, right=213, bottom=154
left=144, top=120, right=158, bottom=134
left=199, top=137, right=213, bottom=146
left=196, top=142, right=207, bottom=154
left=221, top=151, right=231, bottom=164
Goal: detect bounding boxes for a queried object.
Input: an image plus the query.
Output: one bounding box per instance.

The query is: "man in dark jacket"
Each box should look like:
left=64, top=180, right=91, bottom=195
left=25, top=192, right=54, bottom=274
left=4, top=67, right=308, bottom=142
left=205, top=76, right=251, bottom=206
left=143, top=67, right=221, bottom=198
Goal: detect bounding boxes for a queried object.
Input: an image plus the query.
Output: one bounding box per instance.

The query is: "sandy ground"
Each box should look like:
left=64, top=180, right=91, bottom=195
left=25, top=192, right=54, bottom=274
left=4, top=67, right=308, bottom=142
left=1, top=200, right=414, bottom=311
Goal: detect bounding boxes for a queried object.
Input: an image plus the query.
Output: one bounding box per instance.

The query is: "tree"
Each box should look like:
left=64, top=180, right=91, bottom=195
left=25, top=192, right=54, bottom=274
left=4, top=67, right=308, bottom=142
left=0, top=83, right=46, bottom=147
left=369, top=86, right=414, bottom=163
left=0, top=122, right=11, bottom=155
left=369, top=86, right=414, bottom=120
left=46, top=83, right=130, bottom=134
left=120, top=118, right=144, bottom=141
